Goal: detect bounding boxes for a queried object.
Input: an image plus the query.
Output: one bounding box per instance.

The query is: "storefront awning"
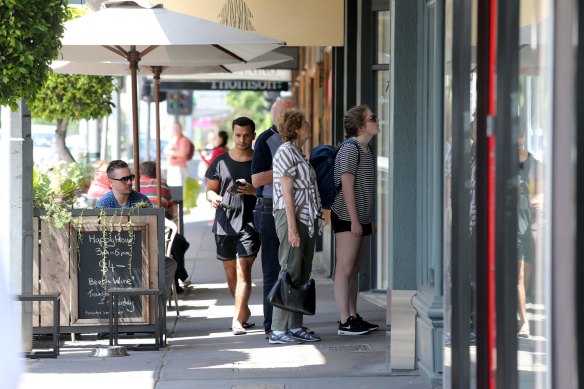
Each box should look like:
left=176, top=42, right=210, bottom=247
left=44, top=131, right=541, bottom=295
left=163, top=0, right=344, bottom=47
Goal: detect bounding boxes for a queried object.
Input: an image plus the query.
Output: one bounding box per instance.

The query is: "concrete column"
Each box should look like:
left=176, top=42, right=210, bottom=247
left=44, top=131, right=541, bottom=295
left=87, top=119, right=101, bottom=164
left=0, top=101, right=34, bottom=350
left=390, top=0, right=418, bottom=293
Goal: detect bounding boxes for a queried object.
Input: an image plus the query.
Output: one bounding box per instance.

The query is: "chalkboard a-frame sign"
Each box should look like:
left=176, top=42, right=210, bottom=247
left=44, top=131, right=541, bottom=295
left=70, top=224, right=150, bottom=324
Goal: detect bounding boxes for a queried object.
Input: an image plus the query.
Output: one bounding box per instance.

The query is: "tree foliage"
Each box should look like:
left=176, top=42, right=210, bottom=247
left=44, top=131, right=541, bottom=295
left=29, top=75, right=114, bottom=122
left=28, top=73, right=115, bottom=162
left=224, top=91, right=271, bottom=133
left=0, top=0, right=68, bottom=110
left=27, top=6, right=115, bottom=163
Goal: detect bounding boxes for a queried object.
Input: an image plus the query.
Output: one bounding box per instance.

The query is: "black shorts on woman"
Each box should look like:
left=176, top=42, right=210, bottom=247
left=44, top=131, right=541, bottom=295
left=331, top=210, right=372, bottom=236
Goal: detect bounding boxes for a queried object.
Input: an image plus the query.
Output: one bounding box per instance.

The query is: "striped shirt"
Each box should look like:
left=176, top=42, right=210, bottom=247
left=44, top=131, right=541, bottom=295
left=273, top=142, right=323, bottom=237
left=139, top=176, right=172, bottom=209
left=331, top=138, right=375, bottom=223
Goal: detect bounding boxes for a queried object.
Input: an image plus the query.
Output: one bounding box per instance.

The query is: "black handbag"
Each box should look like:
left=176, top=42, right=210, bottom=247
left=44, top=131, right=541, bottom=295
left=267, top=248, right=316, bottom=315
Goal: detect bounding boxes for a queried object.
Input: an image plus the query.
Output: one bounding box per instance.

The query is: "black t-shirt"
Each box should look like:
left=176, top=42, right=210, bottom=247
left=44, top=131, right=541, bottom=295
left=205, top=152, right=255, bottom=236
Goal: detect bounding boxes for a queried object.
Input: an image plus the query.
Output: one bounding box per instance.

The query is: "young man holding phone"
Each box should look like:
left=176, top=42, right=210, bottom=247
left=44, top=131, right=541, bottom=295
left=205, top=117, right=260, bottom=335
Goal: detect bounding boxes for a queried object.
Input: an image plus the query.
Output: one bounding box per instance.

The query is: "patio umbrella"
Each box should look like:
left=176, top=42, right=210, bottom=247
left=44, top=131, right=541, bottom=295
left=58, top=0, right=284, bottom=190
left=51, top=50, right=292, bottom=205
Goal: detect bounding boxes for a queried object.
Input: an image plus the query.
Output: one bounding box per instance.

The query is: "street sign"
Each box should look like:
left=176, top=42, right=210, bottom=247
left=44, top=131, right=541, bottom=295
left=167, top=90, right=193, bottom=115
left=160, top=80, right=289, bottom=92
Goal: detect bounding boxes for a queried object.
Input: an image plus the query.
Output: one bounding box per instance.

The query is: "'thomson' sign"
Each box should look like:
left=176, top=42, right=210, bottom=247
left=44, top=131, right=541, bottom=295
left=161, top=80, right=289, bottom=92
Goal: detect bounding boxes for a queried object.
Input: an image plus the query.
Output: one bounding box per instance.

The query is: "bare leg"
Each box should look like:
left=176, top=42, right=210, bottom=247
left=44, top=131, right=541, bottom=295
left=334, top=232, right=362, bottom=323
left=222, top=260, right=237, bottom=298
left=348, top=237, right=368, bottom=317
left=517, top=259, right=529, bottom=335
left=234, top=256, right=255, bottom=325
left=523, top=261, right=533, bottom=303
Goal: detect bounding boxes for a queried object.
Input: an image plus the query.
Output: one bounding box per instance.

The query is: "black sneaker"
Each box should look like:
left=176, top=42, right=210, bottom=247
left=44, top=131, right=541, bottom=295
left=338, top=316, right=370, bottom=335
left=355, top=313, right=379, bottom=331
left=289, top=329, right=321, bottom=342
left=269, top=331, right=303, bottom=344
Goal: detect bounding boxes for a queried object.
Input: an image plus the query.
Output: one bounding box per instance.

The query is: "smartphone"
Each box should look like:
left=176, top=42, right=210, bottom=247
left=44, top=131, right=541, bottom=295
left=227, top=179, right=247, bottom=195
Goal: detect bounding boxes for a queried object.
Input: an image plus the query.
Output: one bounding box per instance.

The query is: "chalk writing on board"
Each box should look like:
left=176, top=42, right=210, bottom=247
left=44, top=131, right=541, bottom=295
left=77, top=230, right=143, bottom=319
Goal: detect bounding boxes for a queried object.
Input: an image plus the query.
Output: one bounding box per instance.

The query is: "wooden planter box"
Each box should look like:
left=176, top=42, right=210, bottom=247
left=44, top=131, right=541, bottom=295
left=32, top=208, right=165, bottom=333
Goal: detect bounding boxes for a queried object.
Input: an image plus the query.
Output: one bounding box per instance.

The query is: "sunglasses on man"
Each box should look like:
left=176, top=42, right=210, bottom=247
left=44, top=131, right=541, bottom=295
left=109, top=174, right=135, bottom=183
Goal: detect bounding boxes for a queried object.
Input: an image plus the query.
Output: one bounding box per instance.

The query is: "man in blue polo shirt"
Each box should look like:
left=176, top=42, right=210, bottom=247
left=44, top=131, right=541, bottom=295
left=95, top=160, right=179, bottom=299
left=251, top=98, right=295, bottom=338
left=96, top=160, right=152, bottom=208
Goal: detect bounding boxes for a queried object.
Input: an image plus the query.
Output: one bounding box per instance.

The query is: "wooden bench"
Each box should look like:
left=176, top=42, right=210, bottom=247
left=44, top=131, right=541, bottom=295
left=108, top=288, right=164, bottom=351
left=17, top=292, right=60, bottom=358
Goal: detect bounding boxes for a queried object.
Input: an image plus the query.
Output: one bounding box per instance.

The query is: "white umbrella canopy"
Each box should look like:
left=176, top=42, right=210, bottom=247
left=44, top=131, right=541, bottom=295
left=50, top=51, right=293, bottom=76
left=50, top=50, right=292, bottom=205
left=58, top=0, right=285, bottom=190
left=60, top=2, right=282, bottom=64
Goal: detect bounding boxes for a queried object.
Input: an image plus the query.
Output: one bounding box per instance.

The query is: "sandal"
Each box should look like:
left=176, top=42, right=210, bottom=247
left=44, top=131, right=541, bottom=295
left=517, top=325, right=530, bottom=338
left=242, top=321, right=255, bottom=329
left=232, top=326, right=247, bottom=335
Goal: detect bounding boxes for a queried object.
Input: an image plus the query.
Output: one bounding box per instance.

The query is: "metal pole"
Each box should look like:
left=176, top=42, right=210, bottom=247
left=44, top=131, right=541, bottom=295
left=152, top=66, right=162, bottom=208
left=129, top=46, right=141, bottom=191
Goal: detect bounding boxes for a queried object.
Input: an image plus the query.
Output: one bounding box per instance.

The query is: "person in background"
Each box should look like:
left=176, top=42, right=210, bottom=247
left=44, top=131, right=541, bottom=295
left=270, top=108, right=323, bottom=344
left=205, top=117, right=259, bottom=335
left=139, top=160, right=173, bottom=209
left=96, top=160, right=152, bottom=209
left=164, top=122, right=191, bottom=187
left=517, top=128, right=538, bottom=338
left=332, top=105, right=380, bottom=335
left=251, top=98, right=296, bottom=339
left=200, top=130, right=229, bottom=167
left=86, top=160, right=111, bottom=205
left=139, top=160, right=191, bottom=293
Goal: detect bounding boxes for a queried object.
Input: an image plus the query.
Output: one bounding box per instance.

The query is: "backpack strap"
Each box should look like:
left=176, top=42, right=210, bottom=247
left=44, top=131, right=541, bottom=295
left=335, top=138, right=361, bottom=164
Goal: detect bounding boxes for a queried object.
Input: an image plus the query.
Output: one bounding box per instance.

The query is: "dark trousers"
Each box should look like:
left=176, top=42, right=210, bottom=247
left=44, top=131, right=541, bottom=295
left=254, top=199, right=280, bottom=332
left=171, top=232, right=190, bottom=283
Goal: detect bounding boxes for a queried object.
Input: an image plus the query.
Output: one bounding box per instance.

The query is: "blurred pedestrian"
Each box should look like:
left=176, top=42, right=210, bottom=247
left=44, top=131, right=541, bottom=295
left=86, top=159, right=111, bottom=205
left=139, top=160, right=173, bottom=209
left=200, top=130, right=229, bottom=166
left=164, top=122, right=192, bottom=186
left=139, top=160, right=191, bottom=292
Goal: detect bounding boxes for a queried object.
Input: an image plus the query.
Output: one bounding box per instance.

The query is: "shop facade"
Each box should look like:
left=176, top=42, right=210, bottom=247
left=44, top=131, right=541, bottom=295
left=295, top=0, right=581, bottom=387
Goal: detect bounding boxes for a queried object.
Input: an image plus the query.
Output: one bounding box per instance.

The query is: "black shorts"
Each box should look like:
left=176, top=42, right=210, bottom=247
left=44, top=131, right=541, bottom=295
left=215, top=228, right=260, bottom=261
left=517, top=229, right=535, bottom=262
left=331, top=211, right=372, bottom=236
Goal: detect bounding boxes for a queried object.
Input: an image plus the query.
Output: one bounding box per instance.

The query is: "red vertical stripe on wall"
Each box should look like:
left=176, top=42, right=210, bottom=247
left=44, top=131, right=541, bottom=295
left=488, top=1, right=497, bottom=388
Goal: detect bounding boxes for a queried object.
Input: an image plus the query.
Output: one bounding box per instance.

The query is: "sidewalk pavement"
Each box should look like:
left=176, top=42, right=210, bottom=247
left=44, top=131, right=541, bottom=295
left=19, top=199, right=429, bottom=389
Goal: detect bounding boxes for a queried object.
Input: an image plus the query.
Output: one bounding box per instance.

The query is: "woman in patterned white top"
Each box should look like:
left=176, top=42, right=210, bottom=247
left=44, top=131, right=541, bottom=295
left=332, top=105, right=380, bottom=335
left=269, top=108, right=323, bottom=344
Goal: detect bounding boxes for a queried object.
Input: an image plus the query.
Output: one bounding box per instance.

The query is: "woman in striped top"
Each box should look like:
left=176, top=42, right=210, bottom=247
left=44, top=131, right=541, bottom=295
left=270, top=108, right=323, bottom=344
left=332, top=105, right=380, bottom=335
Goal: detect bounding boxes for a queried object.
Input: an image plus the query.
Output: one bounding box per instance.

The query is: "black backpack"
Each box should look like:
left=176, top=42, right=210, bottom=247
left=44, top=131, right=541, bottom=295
left=309, top=139, right=360, bottom=209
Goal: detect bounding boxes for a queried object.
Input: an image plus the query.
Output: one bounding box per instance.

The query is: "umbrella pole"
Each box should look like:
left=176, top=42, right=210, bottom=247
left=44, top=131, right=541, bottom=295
left=129, top=46, right=141, bottom=191
left=152, top=66, right=162, bottom=209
